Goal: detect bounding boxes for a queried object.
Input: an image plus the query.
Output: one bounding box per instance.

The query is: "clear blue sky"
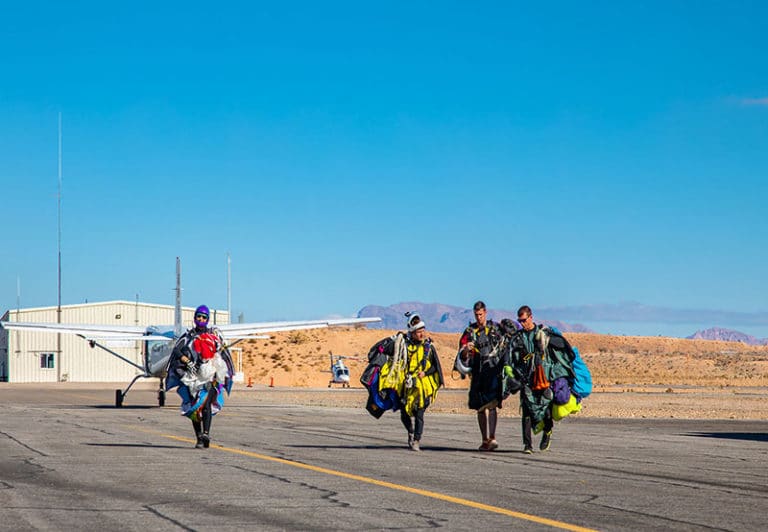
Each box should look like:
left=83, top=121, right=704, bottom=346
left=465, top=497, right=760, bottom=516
left=1, top=2, right=767, bottom=335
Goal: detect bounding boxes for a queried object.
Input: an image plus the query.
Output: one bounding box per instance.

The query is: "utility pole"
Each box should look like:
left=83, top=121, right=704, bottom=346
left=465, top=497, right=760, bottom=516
left=57, top=112, right=63, bottom=382
left=174, top=257, right=182, bottom=336
left=16, top=277, right=21, bottom=357
left=227, top=252, right=231, bottom=324
left=135, top=293, right=140, bottom=360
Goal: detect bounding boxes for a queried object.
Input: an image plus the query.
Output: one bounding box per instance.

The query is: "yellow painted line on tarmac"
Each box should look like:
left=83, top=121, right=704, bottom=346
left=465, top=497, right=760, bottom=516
left=134, top=426, right=597, bottom=532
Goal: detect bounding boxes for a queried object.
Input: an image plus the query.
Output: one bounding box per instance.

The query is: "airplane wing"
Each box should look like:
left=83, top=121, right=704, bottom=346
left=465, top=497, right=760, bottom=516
left=216, top=317, right=381, bottom=340
left=0, top=321, right=149, bottom=338
left=1, top=316, right=381, bottom=342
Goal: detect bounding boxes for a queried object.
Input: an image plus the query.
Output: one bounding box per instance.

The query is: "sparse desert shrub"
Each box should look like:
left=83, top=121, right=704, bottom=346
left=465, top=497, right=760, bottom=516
left=287, top=331, right=310, bottom=345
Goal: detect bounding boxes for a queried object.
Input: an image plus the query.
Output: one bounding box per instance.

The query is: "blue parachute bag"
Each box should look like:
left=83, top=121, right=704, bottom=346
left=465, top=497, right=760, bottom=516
left=571, top=346, right=592, bottom=399
left=364, top=369, right=401, bottom=419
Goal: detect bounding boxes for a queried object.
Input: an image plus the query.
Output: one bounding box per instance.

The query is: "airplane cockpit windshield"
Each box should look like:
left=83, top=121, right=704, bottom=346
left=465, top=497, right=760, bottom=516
left=146, top=340, right=168, bottom=363
left=144, top=327, right=176, bottom=373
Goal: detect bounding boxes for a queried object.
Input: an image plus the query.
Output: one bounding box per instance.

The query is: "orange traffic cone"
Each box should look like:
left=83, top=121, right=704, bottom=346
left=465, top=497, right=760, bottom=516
left=269, top=376, right=274, bottom=388
left=247, top=376, right=253, bottom=388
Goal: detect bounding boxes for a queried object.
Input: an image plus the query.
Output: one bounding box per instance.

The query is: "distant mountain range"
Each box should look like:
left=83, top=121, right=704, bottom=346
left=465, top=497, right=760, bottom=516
left=357, top=302, right=593, bottom=334
left=536, top=301, right=768, bottom=326
left=686, top=327, right=768, bottom=346
left=357, top=302, right=768, bottom=345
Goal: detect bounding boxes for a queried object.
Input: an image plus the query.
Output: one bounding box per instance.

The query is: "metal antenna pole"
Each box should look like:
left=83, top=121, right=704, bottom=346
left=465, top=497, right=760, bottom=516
left=15, top=276, right=21, bottom=357
left=227, top=252, right=231, bottom=324
left=57, top=112, right=63, bottom=381
left=135, top=293, right=140, bottom=359
left=174, top=257, right=182, bottom=336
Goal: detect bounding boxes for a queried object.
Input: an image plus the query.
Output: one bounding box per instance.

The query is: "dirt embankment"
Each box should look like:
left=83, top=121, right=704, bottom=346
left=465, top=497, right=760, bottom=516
left=233, top=327, right=768, bottom=420
left=237, top=327, right=768, bottom=389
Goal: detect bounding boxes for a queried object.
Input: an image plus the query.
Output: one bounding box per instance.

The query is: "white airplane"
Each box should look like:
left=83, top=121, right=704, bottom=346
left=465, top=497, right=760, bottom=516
left=327, top=351, right=362, bottom=388
left=0, top=258, right=380, bottom=407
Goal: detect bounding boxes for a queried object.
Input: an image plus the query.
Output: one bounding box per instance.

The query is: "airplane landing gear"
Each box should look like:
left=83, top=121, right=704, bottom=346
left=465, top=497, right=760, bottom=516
left=115, top=376, right=163, bottom=407
left=114, top=374, right=147, bottom=408
left=157, top=378, right=166, bottom=406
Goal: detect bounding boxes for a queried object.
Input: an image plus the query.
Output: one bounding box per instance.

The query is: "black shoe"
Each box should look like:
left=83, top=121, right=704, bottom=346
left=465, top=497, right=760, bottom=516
left=540, top=431, right=552, bottom=451
left=407, top=433, right=414, bottom=450
left=195, top=433, right=204, bottom=449
left=523, top=446, right=534, bottom=454
left=201, top=433, right=210, bottom=448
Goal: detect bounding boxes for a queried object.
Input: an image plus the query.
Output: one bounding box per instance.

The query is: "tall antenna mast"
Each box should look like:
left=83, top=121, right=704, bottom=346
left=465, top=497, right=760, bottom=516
left=227, top=252, right=231, bottom=324
left=57, top=112, right=63, bottom=381
left=174, top=256, right=182, bottom=336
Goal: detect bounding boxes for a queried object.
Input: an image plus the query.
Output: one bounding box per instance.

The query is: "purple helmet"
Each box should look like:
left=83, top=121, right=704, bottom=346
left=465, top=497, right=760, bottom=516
left=194, top=305, right=210, bottom=328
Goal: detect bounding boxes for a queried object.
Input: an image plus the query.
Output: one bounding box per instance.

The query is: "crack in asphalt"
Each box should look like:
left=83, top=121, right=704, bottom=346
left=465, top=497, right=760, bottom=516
left=223, top=461, right=448, bottom=529
left=0, top=430, right=48, bottom=457
left=143, top=505, right=197, bottom=531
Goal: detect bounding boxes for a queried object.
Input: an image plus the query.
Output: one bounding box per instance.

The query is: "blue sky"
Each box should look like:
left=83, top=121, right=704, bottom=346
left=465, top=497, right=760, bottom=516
left=1, top=2, right=767, bottom=337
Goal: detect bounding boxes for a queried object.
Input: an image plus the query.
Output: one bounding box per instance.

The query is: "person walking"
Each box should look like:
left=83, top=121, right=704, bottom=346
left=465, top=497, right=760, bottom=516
left=507, top=305, right=573, bottom=454
left=378, top=312, right=443, bottom=451
left=166, top=305, right=234, bottom=448
left=459, top=301, right=505, bottom=451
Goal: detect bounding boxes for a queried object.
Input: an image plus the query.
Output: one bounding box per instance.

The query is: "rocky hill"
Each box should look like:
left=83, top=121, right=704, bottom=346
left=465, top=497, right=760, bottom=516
left=357, top=302, right=592, bottom=333
left=686, top=327, right=768, bottom=346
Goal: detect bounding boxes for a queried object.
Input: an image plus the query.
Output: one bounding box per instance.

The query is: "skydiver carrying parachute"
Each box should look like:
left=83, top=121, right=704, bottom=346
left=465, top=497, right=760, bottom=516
left=363, top=312, right=443, bottom=451
left=166, top=305, right=235, bottom=448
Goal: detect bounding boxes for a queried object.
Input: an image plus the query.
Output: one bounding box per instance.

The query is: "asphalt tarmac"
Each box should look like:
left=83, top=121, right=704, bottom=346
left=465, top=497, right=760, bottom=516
left=1, top=384, right=766, bottom=531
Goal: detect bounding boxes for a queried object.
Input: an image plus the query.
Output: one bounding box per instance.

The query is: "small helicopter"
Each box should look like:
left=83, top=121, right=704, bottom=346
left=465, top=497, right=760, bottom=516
left=327, top=352, right=362, bottom=388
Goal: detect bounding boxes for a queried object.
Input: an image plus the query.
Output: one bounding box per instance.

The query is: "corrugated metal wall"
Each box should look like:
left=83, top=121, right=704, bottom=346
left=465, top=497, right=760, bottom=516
left=2, top=301, right=229, bottom=383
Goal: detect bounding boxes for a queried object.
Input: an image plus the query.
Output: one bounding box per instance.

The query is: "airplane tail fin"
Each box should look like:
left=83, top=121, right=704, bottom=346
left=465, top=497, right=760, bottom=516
left=174, top=257, right=183, bottom=336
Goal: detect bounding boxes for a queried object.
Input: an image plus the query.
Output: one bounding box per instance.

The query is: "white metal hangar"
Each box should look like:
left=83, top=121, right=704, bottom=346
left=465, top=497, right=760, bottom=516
left=0, top=300, right=229, bottom=383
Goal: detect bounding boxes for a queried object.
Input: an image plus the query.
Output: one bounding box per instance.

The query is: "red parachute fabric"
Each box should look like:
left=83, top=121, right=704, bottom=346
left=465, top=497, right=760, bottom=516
left=193, top=333, right=218, bottom=360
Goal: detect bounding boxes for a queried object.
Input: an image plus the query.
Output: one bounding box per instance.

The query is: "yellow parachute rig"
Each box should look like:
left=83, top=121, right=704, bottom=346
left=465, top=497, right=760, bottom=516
left=378, top=333, right=442, bottom=416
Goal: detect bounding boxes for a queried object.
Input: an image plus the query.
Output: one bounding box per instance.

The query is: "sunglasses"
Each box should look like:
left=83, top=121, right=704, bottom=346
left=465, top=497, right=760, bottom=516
left=518, top=316, right=530, bottom=322
left=194, top=314, right=209, bottom=320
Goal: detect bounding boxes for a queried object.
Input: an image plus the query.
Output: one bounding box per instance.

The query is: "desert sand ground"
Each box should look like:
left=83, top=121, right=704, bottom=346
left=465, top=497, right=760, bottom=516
left=234, top=327, right=768, bottom=420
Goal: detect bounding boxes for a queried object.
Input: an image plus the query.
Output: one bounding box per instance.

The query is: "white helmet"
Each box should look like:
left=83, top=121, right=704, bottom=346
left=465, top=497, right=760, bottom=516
left=453, top=350, right=472, bottom=376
